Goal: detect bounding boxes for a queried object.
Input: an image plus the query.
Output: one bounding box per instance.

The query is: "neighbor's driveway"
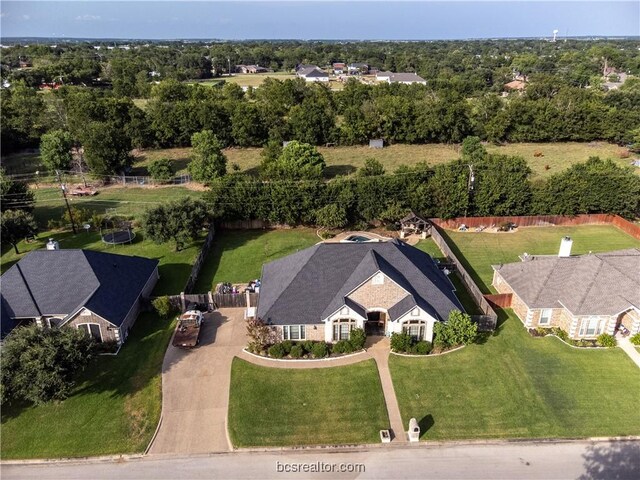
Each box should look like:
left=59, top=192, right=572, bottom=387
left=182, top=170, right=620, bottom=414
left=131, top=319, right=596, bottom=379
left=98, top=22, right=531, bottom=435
left=148, top=308, right=246, bottom=455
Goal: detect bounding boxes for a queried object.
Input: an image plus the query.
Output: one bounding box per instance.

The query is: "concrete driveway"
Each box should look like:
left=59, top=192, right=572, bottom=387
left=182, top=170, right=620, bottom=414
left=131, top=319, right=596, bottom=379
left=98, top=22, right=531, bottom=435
left=148, top=308, right=246, bottom=455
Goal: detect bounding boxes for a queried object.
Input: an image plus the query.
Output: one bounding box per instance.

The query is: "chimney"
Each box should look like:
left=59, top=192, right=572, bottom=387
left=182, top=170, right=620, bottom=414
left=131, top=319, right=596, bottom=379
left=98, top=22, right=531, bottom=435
left=558, top=237, right=573, bottom=257
left=46, top=238, right=60, bottom=250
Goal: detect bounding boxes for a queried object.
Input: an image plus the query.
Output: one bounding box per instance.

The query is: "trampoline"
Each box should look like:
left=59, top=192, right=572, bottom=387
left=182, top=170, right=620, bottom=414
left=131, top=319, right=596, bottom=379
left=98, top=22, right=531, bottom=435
left=100, top=217, right=135, bottom=245
left=102, top=229, right=135, bottom=245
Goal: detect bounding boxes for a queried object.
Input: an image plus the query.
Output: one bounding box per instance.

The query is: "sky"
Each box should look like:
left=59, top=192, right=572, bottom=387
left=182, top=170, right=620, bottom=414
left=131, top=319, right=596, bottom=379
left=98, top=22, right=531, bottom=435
left=1, top=1, right=639, bottom=40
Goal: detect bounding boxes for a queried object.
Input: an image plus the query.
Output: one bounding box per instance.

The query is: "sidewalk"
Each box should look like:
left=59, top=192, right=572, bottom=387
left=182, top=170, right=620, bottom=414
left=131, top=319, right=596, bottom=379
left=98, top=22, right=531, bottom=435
left=618, top=336, right=640, bottom=369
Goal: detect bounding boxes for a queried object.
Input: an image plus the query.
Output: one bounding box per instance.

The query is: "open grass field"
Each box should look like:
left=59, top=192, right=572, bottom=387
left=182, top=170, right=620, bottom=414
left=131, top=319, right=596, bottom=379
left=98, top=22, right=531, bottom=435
left=228, top=358, right=389, bottom=447
left=132, top=141, right=634, bottom=180
left=439, top=225, right=640, bottom=294
left=390, top=309, right=640, bottom=441
left=188, top=73, right=345, bottom=90
left=29, top=186, right=205, bottom=226
left=193, top=228, right=319, bottom=292
left=0, top=312, right=176, bottom=459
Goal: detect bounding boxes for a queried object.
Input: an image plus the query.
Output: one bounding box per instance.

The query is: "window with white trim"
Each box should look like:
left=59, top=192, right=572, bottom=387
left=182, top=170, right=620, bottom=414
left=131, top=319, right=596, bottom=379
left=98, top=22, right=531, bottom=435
left=539, top=309, right=552, bottom=325
left=403, top=320, right=425, bottom=340
left=578, top=317, right=604, bottom=337
left=283, top=325, right=306, bottom=341
left=333, top=319, right=356, bottom=341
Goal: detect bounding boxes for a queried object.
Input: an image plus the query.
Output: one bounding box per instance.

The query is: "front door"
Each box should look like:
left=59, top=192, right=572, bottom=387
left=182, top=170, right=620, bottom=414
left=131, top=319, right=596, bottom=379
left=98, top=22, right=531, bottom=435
left=366, top=311, right=386, bottom=336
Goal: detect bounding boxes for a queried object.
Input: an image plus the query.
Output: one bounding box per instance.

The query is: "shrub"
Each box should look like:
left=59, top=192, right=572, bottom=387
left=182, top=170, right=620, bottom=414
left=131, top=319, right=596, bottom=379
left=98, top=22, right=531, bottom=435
left=268, top=343, right=286, bottom=359
left=311, top=341, right=329, bottom=358
left=630, top=333, right=640, bottom=346
left=289, top=344, right=303, bottom=358
left=390, top=332, right=413, bottom=353
left=434, top=311, right=477, bottom=348
left=152, top=296, right=175, bottom=318
left=433, top=336, right=448, bottom=352
left=596, top=333, right=616, bottom=348
left=332, top=340, right=354, bottom=355
left=349, top=328, right=366, bottom=350
left=535, top=326, right=548, bottom=336
left=281, top=340, right=294, bottom=355
left=411, top=341, right=433, bottom=355
left=148, top=158, right=175, bottom=182
left=550, top=327, right=568, bottom=341
left=301, top=340, right=315, bottom=353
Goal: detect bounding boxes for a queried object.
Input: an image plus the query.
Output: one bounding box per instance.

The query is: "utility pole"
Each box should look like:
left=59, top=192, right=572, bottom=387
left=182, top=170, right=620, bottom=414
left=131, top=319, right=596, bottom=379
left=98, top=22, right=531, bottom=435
left=228, top=57, right=231, bottom=76
left=56, top=169, right=77, bottom=234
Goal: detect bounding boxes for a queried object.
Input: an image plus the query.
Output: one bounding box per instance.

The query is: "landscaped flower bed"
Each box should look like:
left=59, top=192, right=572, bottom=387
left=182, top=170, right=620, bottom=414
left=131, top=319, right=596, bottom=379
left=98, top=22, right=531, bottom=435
left=249, top=328, right=367, bottom=359
left=528, top=327, right=616, bottom=348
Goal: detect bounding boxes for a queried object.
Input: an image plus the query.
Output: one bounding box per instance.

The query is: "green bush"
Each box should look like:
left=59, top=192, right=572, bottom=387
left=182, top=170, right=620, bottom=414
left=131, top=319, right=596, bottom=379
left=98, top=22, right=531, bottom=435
left=596, top=333, right=616, bottom=348
left=301, top=340, right=315, bottom=353
left=289, top=344, right=303, bottom=358
left=281, top=340, right=294, bottom=354
left=332, top=340, right=354, bottom=355
left=268, top=343, right=286, bottom=359
left=148, top=158, right=175, bottom=182
left=411, top=341, right=433, bottom=355
left=535, top=326, right=548, bottom=336
left=311, top=341, right=329, bottom=358
left=390, top=332, right=413, bottom=353
left=349, top=328, right=366, bottom=350
left=630, top=333, right=640, bottom=346
left=152, top=296, right=175, bottom=318
left=550, top=327, right=568, bottom=341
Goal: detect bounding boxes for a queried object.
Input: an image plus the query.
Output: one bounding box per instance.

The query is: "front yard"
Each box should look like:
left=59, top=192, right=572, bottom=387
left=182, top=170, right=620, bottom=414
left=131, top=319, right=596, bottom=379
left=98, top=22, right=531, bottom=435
left=228, top=358, right=389, bottom=447
left=390, top=309, right=640, bottom=440
left=1, top=312, right=176, bottom=459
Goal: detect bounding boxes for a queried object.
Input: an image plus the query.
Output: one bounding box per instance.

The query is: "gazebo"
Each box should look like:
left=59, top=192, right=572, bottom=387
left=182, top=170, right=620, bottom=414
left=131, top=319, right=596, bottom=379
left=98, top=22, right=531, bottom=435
left=400, top=211, right=430, bottom=239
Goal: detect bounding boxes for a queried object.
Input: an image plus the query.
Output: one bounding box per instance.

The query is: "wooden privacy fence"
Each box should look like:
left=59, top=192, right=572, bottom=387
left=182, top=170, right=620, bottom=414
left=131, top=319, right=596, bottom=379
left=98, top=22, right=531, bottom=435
left=431, top=214, right=640, bottom=240
left=484, top=293, right=513, bottom=309
left=212, top=292, right=258, bottom=308
left=429, top=224, right=498, bottom=331
left=183, top=225, right=216, bottom=294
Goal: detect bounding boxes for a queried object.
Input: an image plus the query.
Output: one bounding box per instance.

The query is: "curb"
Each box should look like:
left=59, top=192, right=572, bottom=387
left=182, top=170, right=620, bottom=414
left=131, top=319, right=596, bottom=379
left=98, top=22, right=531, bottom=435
left=5, top=436, right=640, bottom=465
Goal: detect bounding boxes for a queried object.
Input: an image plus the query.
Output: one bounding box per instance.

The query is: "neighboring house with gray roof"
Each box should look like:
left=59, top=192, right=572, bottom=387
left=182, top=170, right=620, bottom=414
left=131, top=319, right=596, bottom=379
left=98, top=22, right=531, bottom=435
left=1, top=249, right=159, bottom=346
left=492, top=242, right=640, bottom=339
left=297, top=66, right=329, bottom=82
left=257, top=240, right=464, bottom=343
left=387, top=72, right=427, bottom=85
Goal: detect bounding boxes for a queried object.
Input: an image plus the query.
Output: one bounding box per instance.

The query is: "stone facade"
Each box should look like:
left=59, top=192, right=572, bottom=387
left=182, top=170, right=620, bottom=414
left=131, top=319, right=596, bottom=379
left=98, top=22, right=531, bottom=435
left=65, top=309, right=120, bottom=343
left=347, top=273, right=409, bottom=310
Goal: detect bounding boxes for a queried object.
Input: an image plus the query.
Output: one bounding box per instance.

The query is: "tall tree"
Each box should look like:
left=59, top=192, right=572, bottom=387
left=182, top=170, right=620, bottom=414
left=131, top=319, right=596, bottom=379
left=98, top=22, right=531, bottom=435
left=142, top=197, right=210, bottom=251
left=40, top=130, right=74, bottom=172
left=0, top=168, right=35, bottom=213
left=1, top=210, right=38, bottom=254
left=81, top=121, right=133, bottom=175
left=261, top=141, right=325, bottom=180
left=188, top=130, right=228, bottom=183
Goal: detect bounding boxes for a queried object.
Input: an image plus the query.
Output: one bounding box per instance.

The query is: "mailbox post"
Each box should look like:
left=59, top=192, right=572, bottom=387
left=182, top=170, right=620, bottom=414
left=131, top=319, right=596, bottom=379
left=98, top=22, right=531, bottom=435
left=408, top=418, right=420, bottom=442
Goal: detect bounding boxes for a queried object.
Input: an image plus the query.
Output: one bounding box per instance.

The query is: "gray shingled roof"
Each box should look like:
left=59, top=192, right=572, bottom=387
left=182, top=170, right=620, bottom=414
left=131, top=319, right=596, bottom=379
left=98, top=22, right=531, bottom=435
left=257, top=240, right=463, bottom=325
left=493, top=249, right=640, bottom=316
left=389, top=73, right=426, bottom=83
left=300, top=67, right=328, bottom=78
left=1, top=250, right=158, bottom=334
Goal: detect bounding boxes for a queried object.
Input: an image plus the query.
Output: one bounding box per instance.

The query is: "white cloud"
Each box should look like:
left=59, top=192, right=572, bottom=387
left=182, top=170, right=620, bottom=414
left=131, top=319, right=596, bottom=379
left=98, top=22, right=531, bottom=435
left=75, top=14, right=101, bottom=21
left=22, top=14, right=30, bottom=20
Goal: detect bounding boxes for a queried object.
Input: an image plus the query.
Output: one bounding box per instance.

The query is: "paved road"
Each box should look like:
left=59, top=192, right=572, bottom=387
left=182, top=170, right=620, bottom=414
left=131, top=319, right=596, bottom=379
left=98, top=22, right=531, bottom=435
left=4, top=440, right=639, bottom=479
left=148, top=309, right=246, bottom=454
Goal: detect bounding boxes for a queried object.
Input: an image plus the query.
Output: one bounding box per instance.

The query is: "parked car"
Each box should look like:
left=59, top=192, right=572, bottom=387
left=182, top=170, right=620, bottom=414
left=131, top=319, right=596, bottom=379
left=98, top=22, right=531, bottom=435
left=172, top=310, right=204, bottom=348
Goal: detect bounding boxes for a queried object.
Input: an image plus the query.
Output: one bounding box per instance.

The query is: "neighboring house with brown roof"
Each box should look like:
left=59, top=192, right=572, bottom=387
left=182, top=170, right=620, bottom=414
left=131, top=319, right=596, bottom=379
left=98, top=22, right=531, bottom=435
left=492, top=239, right=640, bottom=339
left=257, top=240, right=464, bottom=344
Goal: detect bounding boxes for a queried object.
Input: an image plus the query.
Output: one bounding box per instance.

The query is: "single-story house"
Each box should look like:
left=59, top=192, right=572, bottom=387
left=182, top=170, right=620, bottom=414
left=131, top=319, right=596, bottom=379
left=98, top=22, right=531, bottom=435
left=333, top=62, right=346, bottom=74
left=348, top=63, right=369, bottom=74
left=1, top=249, right=159, bottom=345
left=257, top=240, right=464, bottom=343
left=492, top=241, right=640, bottom=339
left=387, top=73, right=427, bottom=85
left=376, top=71, right=393, bottom=82
left=297, top=67, right=330, bottom=82
left=236, top=64, right=269, bottom=74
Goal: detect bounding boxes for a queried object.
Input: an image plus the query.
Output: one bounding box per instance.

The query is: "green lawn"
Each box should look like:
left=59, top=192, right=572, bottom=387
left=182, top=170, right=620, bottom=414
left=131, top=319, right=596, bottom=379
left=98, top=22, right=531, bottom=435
left=0, top=312, right=176, bottom=459
left=439, top=225, right=640, bottom=293
left=30, top=186, right=205, bottom=226
left=390, top=309, right=640, bottom=441
left=228, top=358, right=389, bottom=447
left=132, top=141, right=632, bottom=181
left=193, top=228, right=319, bottom=292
